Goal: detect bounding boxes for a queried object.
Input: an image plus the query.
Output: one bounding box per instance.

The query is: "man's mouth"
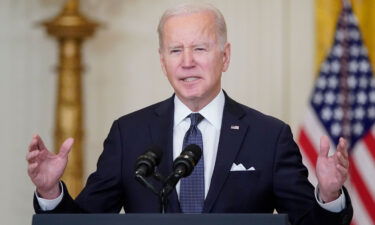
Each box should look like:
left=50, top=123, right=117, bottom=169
left=182, top=77, right=200, bottom=82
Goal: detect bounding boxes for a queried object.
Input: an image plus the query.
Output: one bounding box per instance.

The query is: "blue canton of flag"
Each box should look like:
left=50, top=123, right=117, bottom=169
left=310, top=2, right=375, bottom=150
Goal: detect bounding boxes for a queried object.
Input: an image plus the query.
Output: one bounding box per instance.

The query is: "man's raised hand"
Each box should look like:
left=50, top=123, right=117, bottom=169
left=26, top=135, right=74, bottom=199
left=316, top=135, right=349, bottom=203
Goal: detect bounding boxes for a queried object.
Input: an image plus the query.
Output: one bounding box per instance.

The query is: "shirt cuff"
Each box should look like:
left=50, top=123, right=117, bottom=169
left=35, top=182, right=64, bottom=211
left=315, top=186, right=346, bottom=213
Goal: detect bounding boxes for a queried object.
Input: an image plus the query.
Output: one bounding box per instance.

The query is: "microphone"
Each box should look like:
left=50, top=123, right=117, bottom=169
left=161, top=144, right=202, bottom=196
left=173, top=144, right=202, bottom=178
left=134, top=146, right=163, bottom=177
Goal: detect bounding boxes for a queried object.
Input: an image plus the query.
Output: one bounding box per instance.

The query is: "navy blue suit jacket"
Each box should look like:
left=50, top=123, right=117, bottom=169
left=34, top=93, right=353, bottom=225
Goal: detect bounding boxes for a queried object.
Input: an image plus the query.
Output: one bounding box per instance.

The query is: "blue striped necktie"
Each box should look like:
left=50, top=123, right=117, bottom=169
left=180, top=113, right=205, bottom=213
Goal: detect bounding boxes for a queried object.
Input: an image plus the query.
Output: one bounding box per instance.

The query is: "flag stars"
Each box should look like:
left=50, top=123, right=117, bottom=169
left=349, top=30, right=360, bottom=41
left=354, top=107, right=365, bottom=120
left=348, top=76, right=357, bottom=89
left=357, top=91, right=367, bottom=105
left=331, top=60, right=341, bottom=74
left=331, top=123, right=342, bottom=137
left=350, top=45, right=360, bottom=57
left=325, top=91, right=336, bottom=104
left=333, top=45, right=343, bottom=57
left=321, top=107, right=333, bottom=121
left=317, top=77, right=327, bottom=89
left=359, top=60, right=370, bottom=73
left=321, top=62, right=330, bottom=74
left=328, top=76, right=338, bottom=88
left=336, top=30, right=344, bottom=41
left=313, top=92, right=323, bottom=105
left=334, top=107, right=344, bottom=120
left=349, top=61, right=358, bottom=73
left=353, top=122, right=364, bottom=136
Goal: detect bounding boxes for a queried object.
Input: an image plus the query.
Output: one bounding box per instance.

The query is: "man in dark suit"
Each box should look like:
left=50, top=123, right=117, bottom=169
left=27, top=3, right=353, bottom=225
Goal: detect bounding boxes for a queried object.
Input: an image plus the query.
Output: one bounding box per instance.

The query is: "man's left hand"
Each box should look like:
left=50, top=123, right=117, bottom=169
left=316, top=136, right=349, bottom=203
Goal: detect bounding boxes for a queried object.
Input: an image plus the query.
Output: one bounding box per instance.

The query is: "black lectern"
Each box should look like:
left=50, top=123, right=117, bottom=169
left=32, top=214, right=291, bottom=225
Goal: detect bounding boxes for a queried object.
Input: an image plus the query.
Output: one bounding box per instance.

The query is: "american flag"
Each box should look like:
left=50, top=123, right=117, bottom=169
left=298, top=1, right=375, bottom=225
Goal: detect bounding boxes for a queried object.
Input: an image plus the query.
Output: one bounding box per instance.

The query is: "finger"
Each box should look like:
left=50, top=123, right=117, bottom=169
left=337, top=137, right=349, bottom=158
left=58, top=138, right=74, bottom=158
left=337, top=164, right=348, bottom=176
left=28, top=136, right=39, bottom=152
left=35, top=135, right=48, bottom=150
left=336, top=151, right=349, bottom=169
left=28, top=162, right=38, bottom=175
left=26, top=150, right=40, bottom=163
left=336, top=164, right=348, bottom=183
left=332, top=152, right=340, bottom=166
left=319, top=135, right=330, bottom=157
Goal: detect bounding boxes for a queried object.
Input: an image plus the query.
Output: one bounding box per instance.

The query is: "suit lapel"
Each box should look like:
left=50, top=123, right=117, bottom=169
left=203, top=95, right=249, bottom=212
left=148, top=96, right=181, bottom=213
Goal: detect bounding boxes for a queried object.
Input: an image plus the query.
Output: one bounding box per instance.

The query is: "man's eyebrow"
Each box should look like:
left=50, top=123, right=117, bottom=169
left=167, top=44, right=183, bottom=49
left=193, top=43, right=210, bottom=48
left=166, top=42, right=211, bottom=50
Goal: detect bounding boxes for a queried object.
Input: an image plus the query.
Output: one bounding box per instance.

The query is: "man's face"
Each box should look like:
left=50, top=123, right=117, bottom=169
left=159, top=11, right=230, bottom=110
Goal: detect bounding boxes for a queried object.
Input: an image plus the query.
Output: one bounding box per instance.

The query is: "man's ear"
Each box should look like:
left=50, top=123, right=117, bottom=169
left=159, top=48, right=167, bottom=76
left=222, top=42, right=231, bottom=72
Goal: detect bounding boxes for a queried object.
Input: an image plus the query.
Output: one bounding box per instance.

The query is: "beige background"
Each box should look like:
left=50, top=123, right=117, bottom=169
left=0, top=0, right=314, bottom=224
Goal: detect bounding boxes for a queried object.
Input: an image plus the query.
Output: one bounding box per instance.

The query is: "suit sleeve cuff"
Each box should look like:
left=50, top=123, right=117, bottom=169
left=315, top=186, right=346, bottom=213
left=35, top=182, right=64, bottom=211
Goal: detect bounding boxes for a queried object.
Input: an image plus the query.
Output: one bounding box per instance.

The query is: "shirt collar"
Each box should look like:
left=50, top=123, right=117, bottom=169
left=174, top=90, right=225, bottom=129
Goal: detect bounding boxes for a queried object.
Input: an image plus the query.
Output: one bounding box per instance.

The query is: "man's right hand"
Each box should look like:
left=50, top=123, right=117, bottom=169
left=26, top=135, right=74, bottom=199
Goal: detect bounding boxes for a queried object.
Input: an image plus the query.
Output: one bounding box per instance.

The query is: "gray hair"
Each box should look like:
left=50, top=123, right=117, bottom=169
left=157, top=3, right=227, bottom=49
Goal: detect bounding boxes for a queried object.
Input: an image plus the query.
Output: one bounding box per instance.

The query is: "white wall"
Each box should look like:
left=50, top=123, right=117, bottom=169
left=0, top=0, right=314, bottom=224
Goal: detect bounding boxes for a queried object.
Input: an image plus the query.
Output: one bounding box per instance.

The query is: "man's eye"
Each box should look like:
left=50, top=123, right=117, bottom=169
left=195, top=47, right=206, bottom=51
left=170, top=49, right=181, bottom=54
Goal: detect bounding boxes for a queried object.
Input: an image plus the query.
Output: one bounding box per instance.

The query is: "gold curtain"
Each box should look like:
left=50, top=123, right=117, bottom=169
left=315, top=0, right=375, bottom=74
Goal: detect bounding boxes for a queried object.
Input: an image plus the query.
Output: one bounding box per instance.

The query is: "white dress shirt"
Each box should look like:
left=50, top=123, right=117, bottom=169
left=37, top=90, right=345, bottom=212
left=173, top=90, right=225, bottom=198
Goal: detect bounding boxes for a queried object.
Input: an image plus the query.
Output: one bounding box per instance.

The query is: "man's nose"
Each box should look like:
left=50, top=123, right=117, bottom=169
left=182, top=49, right=195, bottom=68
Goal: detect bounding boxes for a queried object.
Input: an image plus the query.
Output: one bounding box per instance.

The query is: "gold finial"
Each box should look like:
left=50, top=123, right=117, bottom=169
left=42, top=0, right=98, bottom=39
left=63, top=0, right=79, bottom=14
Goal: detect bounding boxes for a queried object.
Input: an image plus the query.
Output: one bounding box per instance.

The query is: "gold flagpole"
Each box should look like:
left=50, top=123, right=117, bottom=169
left=41, top=0, right=99, bottom=197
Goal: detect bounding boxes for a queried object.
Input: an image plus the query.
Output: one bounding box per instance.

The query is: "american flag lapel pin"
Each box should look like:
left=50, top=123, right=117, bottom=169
left=230, top=125, right=240, bottom=130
